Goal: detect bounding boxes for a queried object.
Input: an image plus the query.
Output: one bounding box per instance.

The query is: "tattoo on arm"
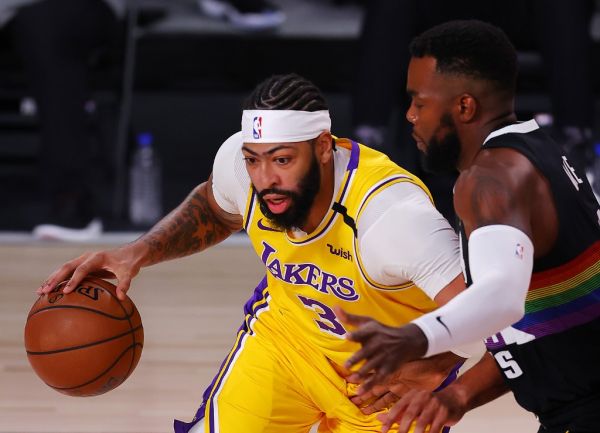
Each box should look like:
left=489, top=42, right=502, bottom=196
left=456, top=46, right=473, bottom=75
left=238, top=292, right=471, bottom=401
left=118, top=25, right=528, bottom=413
left=470, top=173, right=514, bottom=228
left=141, top=187, right=232, bottom=263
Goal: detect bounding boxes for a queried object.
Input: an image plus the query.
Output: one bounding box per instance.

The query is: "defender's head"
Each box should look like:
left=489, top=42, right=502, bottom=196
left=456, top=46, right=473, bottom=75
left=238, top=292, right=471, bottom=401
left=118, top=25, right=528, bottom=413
left=406, top=20, right=518, bottom=173
left=241, top=73, right=333, bottom=230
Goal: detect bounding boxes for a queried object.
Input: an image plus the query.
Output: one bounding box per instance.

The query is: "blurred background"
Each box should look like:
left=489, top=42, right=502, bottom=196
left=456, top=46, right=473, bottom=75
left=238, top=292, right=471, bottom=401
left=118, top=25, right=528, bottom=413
left=1, top=2, right=598, bottom=431
left=0, top=0, right=599, bottom=236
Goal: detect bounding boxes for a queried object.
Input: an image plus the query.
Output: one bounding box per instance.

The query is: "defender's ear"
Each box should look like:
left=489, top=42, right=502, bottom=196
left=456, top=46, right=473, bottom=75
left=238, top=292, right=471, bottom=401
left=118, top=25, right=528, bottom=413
left=457, top=93, right=477, bottom=123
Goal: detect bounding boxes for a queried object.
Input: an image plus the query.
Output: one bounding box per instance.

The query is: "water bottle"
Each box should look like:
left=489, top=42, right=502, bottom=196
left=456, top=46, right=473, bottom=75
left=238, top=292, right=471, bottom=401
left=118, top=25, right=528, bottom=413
left=129, top=132, right=162, bottom=225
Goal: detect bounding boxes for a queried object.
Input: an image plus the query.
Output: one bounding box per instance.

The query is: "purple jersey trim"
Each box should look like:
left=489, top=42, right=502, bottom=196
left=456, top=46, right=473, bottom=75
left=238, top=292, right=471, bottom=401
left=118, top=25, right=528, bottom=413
left=173, top=277, right=270, bottom=433
left=243, top=189, right=257, bottom=232
left=435, top=361, right=463, bottom=433
left=347, top=140, right=360, bottom=171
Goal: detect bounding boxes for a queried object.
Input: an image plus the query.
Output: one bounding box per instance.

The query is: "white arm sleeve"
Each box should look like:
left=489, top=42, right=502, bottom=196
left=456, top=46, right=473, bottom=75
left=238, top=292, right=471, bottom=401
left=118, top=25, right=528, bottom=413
left=358, top=182, right=462, bottom=299
left=412, top=225, right=534, bottom=357
left=211, top=131, right=250, bottom=215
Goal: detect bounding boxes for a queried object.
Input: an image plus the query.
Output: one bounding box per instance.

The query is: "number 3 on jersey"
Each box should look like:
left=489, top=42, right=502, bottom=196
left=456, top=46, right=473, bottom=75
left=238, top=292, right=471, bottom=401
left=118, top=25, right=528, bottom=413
left=297, top=295, right=346, bottom=337
left=494, top=350, right=523, bottom=379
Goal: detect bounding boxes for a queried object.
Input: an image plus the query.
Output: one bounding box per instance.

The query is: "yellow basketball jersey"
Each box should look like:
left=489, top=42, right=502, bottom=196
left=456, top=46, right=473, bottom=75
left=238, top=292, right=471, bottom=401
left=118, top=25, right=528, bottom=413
left=243, top=138, right=439, bottom=369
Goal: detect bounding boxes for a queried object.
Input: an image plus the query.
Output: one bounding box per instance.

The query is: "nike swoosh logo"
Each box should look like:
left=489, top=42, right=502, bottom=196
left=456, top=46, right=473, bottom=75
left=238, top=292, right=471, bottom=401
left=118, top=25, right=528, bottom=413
left=436, top=316, right=452, bottom=336
left=257, top=218, right=280, bottom=232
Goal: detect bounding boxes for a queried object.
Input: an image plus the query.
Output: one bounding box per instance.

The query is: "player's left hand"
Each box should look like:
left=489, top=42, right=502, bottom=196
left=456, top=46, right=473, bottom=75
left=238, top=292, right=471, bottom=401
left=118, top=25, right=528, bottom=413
left=348, top=378, right=409, bottom=415
left=348, top=353, right=462, bottom=414
left=377, top=388, right=465, bottom=433
left=335, top=307, right=429, bottom=393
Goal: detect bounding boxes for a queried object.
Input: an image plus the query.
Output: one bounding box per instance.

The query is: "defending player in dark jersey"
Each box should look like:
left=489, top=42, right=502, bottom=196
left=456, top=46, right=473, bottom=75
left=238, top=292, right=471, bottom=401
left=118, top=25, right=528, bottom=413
left=341, top=20, right=600, bottom=433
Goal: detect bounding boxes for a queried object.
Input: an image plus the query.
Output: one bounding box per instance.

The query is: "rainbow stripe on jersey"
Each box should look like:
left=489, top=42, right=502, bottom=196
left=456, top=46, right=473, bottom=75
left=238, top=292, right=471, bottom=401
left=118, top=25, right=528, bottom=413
left=512, top=240, right=600, bottom=338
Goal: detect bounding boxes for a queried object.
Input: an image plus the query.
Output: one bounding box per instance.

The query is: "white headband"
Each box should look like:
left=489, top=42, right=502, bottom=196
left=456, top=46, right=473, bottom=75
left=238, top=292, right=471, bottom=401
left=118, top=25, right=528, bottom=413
left=241, top=109, right=331, bottom=143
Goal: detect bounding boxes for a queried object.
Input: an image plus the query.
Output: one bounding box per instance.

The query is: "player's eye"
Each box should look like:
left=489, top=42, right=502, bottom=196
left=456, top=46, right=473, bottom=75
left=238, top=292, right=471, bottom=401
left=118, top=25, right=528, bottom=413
left=274, top=157, right=290, bottom=165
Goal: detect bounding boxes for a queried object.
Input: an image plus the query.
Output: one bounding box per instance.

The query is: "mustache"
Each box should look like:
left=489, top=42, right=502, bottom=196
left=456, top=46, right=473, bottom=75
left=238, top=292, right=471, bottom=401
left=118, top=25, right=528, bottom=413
left=257, top=188, right=296, bottom=199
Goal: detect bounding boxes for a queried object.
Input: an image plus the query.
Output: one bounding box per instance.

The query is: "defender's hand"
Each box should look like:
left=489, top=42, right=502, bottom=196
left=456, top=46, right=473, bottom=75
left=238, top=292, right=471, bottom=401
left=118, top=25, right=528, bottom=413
left=336, top=307, right=429, bottom=393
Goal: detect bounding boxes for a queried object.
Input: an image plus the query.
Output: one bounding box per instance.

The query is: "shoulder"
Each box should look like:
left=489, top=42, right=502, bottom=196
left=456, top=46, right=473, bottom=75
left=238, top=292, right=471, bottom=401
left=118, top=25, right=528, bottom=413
left=357, top=181, right=452, bottom=249
left=216, top=131, right=243, bottom=155
left=357, top=181, right=433, bottom=234
left=357, top=181, right=460, bottom=296
left=455, top=147, right=538, bottom=235
left=456, top=147, right=538, bottom=197
left=212, top=132, right=250, bottom=215
left=213, top=131, right=244, bottom=179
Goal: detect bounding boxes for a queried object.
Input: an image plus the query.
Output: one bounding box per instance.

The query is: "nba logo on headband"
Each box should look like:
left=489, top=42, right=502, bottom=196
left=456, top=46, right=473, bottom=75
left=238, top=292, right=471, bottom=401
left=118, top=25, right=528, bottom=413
left=242, top=110, right=331, bottom=143
left=253, top=116, right=262, bottom=139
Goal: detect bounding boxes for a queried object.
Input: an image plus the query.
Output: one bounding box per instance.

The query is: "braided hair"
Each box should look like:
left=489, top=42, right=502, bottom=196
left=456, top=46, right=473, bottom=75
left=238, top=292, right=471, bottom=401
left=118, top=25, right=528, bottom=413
left=243, top=73, right=328, bottom=112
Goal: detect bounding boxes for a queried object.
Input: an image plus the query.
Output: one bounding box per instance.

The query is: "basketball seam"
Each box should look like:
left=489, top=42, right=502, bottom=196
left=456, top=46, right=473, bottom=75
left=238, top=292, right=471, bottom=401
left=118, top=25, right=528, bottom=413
left=47, top=342, right=144, bottom=393
left=99, top=281, right=139, bottom=382
left=26, top=324, right=143, bottom=355
left=28, top=304, right=134, bottom=320
left=26, top=277, right=144, bottom=396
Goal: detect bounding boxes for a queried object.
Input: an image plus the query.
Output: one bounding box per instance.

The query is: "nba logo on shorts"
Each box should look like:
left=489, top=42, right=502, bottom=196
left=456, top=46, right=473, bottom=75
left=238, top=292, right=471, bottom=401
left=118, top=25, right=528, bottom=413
left=253, top=116, right=262, bottom=139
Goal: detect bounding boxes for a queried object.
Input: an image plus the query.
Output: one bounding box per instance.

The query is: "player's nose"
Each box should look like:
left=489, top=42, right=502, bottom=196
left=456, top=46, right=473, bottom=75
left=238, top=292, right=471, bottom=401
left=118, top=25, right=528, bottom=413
left=406, top=106, right=417, bottom=125
left=255, top=162, right=280, bottom=190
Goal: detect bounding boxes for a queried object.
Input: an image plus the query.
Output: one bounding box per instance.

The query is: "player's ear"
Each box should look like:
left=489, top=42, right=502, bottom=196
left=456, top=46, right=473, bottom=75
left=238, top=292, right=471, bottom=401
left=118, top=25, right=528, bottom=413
left=314, top=131, right=333, bottom=164
left=457, top=93, right=477, bottom=123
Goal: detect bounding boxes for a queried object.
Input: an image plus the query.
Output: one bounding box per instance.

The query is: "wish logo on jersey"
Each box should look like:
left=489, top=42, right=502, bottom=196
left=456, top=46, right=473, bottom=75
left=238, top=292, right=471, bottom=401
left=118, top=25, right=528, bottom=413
left=327, top=243, right=353, bottom=262
left=260, top=241, right=359, bottom=301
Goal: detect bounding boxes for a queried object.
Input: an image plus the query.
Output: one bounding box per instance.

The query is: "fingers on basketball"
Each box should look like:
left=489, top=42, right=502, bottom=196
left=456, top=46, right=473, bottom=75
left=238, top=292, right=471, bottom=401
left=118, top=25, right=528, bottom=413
left=24, top=277, right=144, bottom=396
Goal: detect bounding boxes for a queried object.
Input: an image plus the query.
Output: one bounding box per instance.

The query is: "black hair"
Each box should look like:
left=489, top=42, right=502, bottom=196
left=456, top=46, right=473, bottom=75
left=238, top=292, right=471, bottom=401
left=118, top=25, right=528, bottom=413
left=410, top=20, right=517, bottom=94
left=243, top=73, right=329, bottom=111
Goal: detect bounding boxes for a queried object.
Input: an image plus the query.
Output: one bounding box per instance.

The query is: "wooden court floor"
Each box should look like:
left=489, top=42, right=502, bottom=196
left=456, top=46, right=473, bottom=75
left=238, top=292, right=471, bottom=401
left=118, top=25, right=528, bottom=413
left=0, top=241, right=538, bottom=433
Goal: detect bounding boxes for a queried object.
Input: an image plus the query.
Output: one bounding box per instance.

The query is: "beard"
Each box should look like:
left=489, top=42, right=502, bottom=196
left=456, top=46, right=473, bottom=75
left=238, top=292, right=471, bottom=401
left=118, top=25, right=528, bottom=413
left=255, top=153, right=321, bottom=230
left=419, top=113, right=461, bottom=174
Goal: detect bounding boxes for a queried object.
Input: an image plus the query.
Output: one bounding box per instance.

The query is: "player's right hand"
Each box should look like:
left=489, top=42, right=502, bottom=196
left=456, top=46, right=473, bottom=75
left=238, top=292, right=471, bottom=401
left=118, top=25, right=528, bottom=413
left=37, top=247, right=143, bottom=301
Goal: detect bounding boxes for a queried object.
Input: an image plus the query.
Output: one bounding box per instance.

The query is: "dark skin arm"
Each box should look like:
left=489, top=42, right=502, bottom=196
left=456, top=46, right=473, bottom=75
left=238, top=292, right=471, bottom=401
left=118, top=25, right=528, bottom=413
left=378, top=352, right=509, bottom=433
left=37, top=175, right=243, bottom=300
left=342, top=147, right=556, bottom=391
left=337, top=273, right=466, bottom=395
left=454, top=147, right=550, bottom=242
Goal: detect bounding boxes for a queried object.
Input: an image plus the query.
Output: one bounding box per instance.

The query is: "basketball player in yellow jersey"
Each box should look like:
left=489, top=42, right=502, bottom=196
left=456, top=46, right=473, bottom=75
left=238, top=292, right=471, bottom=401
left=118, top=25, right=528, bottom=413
left=39, top=73, right=471, bottom=433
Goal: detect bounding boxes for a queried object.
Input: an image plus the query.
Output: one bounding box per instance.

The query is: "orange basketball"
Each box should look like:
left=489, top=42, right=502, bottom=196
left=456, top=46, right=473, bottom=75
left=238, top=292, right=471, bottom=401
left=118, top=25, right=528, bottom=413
left=24, top=277, right=144, bottom=396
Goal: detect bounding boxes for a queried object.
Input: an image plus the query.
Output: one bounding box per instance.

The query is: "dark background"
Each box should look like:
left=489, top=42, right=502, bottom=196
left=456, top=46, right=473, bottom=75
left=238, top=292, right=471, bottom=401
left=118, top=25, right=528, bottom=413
left=1, top=0, right=599, bottom=231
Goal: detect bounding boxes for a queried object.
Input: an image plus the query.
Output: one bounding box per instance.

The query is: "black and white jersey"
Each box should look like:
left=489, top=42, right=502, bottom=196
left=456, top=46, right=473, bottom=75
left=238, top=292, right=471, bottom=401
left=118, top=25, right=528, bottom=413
left=459, top=120, right=600, bottom=431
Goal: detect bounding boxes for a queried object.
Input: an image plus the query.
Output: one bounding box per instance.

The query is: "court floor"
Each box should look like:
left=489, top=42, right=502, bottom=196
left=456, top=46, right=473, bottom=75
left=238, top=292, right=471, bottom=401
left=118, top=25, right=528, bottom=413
left=0, top=240, right=538, bottom=432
